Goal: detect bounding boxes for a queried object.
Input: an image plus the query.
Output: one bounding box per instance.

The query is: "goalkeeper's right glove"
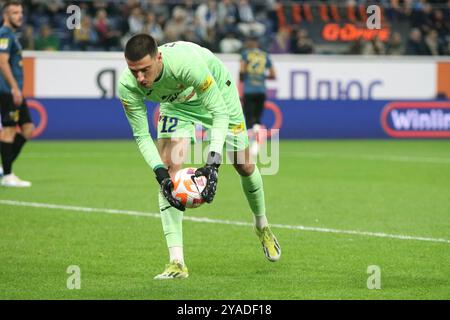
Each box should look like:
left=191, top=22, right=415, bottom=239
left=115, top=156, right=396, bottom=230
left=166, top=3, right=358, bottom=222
left=194, top=151, right=221, bottom=204
left=154, top=167, right=185, bottom=212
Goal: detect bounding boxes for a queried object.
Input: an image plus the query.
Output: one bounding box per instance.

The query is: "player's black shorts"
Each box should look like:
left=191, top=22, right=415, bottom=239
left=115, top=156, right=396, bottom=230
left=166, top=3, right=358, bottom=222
left=243, top=93, right=266, bottom=128
left=0, top=93, right=32, bottom=127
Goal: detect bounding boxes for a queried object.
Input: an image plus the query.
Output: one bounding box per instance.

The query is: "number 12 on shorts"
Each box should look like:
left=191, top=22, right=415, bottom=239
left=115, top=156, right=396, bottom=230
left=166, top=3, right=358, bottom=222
left=160, top=116, right=178, bottom=133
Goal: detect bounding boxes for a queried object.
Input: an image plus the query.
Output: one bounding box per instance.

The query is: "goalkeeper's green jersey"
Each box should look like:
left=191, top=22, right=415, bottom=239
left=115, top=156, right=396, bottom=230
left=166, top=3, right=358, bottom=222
left=118, top=41, right=243, bottom=171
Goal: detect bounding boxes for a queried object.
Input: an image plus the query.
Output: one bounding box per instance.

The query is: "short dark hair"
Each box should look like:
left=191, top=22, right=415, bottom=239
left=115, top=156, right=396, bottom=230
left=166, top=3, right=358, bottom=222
left=2, top=0, right=22, bottom=13
left=125, top=34, right=158, bottom=61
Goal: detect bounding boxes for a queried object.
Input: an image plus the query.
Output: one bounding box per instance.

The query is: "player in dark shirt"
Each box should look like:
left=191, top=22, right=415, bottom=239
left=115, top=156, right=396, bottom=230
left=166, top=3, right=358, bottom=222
left=0, top=0, right=33, bottom=187
left=240, top=36, right=276, bottom=158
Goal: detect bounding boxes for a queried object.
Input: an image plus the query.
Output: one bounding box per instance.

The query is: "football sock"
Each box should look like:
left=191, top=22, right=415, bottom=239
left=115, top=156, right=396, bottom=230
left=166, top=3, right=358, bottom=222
left=254, top=215, right=268, bottom=231
left=11, top=133, right=27, bottom=163
left=169, top=246, right=184, bottom=266
left=158, top=191, right=184, bottom=250
left=1, top=142, right=14, bottom=175
left=240, top=165, right=267, bottom=228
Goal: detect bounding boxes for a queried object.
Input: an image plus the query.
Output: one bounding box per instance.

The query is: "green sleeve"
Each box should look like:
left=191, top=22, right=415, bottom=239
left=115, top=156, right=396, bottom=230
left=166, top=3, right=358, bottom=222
left=177, top=52, right=229, bottom=155
left=118, top=79, right=165, bottom=171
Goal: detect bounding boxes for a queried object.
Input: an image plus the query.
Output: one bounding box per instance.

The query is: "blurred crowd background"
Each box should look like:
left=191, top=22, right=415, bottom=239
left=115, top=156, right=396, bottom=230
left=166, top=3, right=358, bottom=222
left=3, top=0, right=450, bottom=55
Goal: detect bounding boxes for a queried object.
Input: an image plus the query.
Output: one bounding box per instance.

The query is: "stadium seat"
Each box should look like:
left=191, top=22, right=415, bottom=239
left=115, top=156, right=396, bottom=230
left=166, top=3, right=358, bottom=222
left=330, top=4, right=341, bottom=22
left=302, top=4, right=314, bottom=23
left=292, top=4, right=301, bottom=25
left=359, top=4, right=368, bottom=22
left=347, top=3, right=357, bottom=22
left=319, top=4, right=330, bottom=23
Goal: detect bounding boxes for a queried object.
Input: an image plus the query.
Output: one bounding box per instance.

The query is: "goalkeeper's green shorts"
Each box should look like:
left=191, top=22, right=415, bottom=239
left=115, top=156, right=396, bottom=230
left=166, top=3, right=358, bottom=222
left=157, top=102, right=249, bottom=152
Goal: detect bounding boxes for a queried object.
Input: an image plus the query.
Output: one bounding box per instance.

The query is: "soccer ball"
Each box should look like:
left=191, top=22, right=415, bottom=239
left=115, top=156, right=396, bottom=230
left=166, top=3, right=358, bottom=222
left=172, top=167, right=207, bottom=209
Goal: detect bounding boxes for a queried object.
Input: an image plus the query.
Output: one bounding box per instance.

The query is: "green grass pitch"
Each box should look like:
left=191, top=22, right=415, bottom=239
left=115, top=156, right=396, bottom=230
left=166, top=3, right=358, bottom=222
left=0, top=140, right=449, bottom=299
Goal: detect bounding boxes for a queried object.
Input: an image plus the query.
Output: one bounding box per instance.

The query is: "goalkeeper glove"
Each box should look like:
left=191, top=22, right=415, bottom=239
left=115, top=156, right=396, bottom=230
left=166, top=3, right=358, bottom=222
left=154, top=167, right=185, bottom=211
left=195, top=151, right=221, bottom=203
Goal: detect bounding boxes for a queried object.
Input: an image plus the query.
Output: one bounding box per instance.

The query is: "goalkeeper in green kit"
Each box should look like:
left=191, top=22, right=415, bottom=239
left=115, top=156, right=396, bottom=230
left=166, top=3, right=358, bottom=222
left=118, top=34, right=281, bottom=279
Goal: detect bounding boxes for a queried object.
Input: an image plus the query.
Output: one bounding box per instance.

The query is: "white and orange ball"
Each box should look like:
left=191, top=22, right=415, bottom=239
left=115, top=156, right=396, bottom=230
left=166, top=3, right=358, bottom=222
left=172, top=167, right=207, bottom=209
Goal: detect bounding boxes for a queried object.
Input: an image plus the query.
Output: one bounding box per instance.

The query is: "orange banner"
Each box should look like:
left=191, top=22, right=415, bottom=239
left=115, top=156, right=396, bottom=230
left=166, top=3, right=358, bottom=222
left=322, top=23, right=390, bottom=42
left=437, top=62, right=450, bottom=99
left=23, top=57, right=35, bottom=97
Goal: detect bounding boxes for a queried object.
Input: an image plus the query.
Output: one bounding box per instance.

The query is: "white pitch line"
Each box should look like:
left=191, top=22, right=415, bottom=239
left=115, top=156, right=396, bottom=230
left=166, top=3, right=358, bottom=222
left=23, top=151, right=450, bottom=165
left=22, top=152, right=135, bottom=159
left=1, top=199, right=449, bottom=245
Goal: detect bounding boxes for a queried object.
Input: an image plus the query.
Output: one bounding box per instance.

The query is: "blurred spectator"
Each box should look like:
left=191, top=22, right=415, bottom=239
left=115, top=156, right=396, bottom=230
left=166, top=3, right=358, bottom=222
left=348, top=39, right=364, bottom=55
left=219, top=31, right=243, bottom=53
left=94, top=9, right=121, bottom=50
left=291, top=29, right=314, bottom=54
left=424, top=29, right=443, bottom=55
left=92, top=0, right=109, bottom=12
left=237, top=0, right=266, bottom=37
left=121, top=0, right=141, bottom=17
left=404, top=28, right=429, bottom=55
left=411, top=2, right=433, bottom=30
left=262, top=0, right=277, bottom=33
left=20, top=25, right=35, bottom=50
left=48, top=1, right=64, bottom=12
left=181, top=27, right=202, bottom=44
left=180, top=0, right=196, bottom=25
left=73, top=15, right=99, bottom=51
left=403, top=0, right=414, bottom=19
left=384, top=0, right=405, bottom=20
left=386, top=32, right=404, bottom=55
left=142, top=12, right=164, bottom=44
left=43, top=0, right=65, bottom=28
left=35, top=24, right=60, bottom=51
left=431, top=9, right=449, bottom=40
left=269, top=27, right=291, bottom=53
left=445, top=41, right=450, bottom=56
left=164, top=7, right=188, bottom=43
left=362, top=38, right=386, bottom=55
left=7, top=1, right=450, bottom=55
left=217, top=0, right=238, bottom=35
left=195, top=0, right=218, bottom=39
left=202, top=25, right=220, bottom=52
left=75, top=2, right=92, bottom=21
left=128, top=6, right=144, bottom=35
left=192, top=16, right=208, bottom=43
left=143, top=0, right=170, bottom=28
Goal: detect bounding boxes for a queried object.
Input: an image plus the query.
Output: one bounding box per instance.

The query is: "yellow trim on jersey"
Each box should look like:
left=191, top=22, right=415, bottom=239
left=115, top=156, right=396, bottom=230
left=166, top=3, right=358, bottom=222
left=199, top=76, right=213, bottom=92
left=230, top=122, right=245, bottom=135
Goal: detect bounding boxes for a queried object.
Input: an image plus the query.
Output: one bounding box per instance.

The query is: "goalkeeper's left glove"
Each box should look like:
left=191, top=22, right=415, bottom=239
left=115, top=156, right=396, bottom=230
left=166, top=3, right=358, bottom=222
left=195, top=151, right=221, bottom=203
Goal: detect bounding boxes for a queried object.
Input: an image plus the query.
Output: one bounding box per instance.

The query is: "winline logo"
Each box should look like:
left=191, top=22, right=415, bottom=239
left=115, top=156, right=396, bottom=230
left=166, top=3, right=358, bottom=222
left=381, top=102, right=450, bottom=138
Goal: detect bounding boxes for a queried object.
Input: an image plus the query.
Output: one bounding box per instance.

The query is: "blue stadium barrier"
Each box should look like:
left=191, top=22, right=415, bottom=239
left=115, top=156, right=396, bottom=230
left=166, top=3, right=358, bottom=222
left=25, top=99, right=450, bottom=140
